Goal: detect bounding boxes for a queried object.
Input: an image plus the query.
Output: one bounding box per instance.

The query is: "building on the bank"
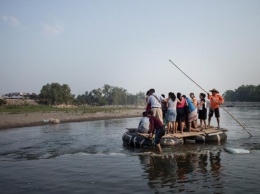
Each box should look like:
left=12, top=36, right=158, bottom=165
left=2, top=92, right=38, bottom=100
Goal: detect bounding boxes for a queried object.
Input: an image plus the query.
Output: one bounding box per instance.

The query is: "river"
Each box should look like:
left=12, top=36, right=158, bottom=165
left=0, top=106, right=260, bottom=194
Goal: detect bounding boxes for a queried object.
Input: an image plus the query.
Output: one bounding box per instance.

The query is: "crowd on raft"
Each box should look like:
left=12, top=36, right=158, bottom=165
left=137, top=88, right=224, bottom=153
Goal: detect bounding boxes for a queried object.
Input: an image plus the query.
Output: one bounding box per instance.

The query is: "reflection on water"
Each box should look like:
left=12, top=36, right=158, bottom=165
left=0, top=106, right=260, bottom=193
left=1, top=150, right=260, bottom=194
left=137, top=150, right=224, bottom=193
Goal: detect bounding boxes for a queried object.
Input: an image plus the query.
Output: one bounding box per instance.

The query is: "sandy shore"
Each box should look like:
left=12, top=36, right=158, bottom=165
left=0, top=109, right=143, bottom=130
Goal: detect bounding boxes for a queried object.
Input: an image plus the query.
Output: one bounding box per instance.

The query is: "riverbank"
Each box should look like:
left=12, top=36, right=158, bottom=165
left=0, top=109, right=143, bottom=130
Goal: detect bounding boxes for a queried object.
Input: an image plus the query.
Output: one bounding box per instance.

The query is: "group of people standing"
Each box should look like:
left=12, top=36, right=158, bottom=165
left=137, top=88, right=224, bottom=153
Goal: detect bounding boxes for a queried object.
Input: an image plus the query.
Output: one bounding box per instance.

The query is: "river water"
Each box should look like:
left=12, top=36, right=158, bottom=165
left=0, top=106, right=260, bottom=194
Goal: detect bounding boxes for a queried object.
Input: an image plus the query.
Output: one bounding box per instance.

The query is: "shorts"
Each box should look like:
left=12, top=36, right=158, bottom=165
left=165, top=109, right=177, bottom=122
left=154, top=127, right=165, bottom=145
left=176, top=107, right=186, bottom=122
left=188, top=109, right=197, bottom=122
left=198, top=109, right=207, bottom=120
left=209, top=108, right=220, bottom=118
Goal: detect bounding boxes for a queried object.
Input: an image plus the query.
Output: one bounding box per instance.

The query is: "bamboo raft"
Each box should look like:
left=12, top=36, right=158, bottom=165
left=137, top=127, right=228, bottom=139
left=123, top=127, right=228, bottom=147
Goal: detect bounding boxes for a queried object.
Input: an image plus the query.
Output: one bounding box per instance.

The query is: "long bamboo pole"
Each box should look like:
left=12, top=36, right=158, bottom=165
left=169, top=59, right=253, bottom=137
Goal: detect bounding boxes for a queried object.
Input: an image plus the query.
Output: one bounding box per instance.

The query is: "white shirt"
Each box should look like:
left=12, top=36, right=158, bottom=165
left=148, top=93, right=164, bottom=108
left=198, top=99, right=206, bottom=110
left=198, top=100, right=203, bottom=110
left=167, top=98, right=177, bottom=110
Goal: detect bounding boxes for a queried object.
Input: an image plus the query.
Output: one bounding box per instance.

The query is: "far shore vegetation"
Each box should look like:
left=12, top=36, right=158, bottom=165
left=39, top=83, right=146, bottom=106
left=223, top=84, right=260, bottom=102
left=1, top=83, right=259, bottom=114
left=0, top=83, right=145, bottom=114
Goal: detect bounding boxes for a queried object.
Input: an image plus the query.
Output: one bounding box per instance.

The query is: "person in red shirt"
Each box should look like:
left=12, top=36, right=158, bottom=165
left=176, top=92, right=187, bottom=134
left=207, top=88, right=224, bottom=129
left=147, top=110, right=165, bottom=153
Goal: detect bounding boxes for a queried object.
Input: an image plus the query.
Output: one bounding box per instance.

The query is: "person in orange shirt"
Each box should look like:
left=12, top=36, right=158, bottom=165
left=207, top=88, right=224, bottom=129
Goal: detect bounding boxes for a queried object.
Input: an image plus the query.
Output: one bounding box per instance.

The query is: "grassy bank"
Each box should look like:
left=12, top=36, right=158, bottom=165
left=0, top=105, right=137, bottom=114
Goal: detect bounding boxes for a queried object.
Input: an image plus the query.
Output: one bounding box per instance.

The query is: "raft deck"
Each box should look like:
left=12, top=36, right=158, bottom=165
left=134, top=127, right=228, bottom=139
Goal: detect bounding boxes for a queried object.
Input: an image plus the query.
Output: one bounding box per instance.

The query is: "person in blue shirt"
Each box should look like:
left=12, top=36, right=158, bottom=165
left=137, top=111, right=150, bottom=133
left=183, top=95, right=198, bottom=132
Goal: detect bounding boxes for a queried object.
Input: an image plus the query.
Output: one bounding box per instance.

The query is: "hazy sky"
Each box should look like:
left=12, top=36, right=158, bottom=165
left=1, top=0, right=260, bottom=97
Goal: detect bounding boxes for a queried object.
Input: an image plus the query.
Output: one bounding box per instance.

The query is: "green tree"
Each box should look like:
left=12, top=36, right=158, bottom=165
left=0, top=98, right=7, bottom=106
left=90, top=88, right=104, bottom=105
left=127, top=94, right=136, bottom=105
left=102, top=84, right=112, bottom=105
left=110, top=87, right=127, bottom=105
left=75, top=84, right=146, bottom=106
left=255, top=85, right=260, bottom=102
left=223, top=84, right=260, bottom=102
left=135, top=91, right=146, bottom=105
left=39, top=83, right=74, bottom=105
left=61, top=84, right=74, bottom=105
left=223, top=90, right=235, bottom=101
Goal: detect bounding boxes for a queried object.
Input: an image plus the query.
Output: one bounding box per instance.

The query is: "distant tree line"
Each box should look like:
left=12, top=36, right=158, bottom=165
left=223, top=84, right=260, bottom=102
left=38, top=83, right=145, bottom=106
left=75, top=84, right=145, bottom=106
left=4, top=82, right=260, bottom=106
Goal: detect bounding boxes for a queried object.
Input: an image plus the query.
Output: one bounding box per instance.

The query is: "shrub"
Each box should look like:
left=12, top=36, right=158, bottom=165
left=0, top=99, right=7, bottom=106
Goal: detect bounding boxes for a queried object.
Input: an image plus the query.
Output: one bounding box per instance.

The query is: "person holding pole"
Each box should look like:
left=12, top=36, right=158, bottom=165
left=207, top=88, right=224, bottom=129
left=168, top=59, right=252, bottom=137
